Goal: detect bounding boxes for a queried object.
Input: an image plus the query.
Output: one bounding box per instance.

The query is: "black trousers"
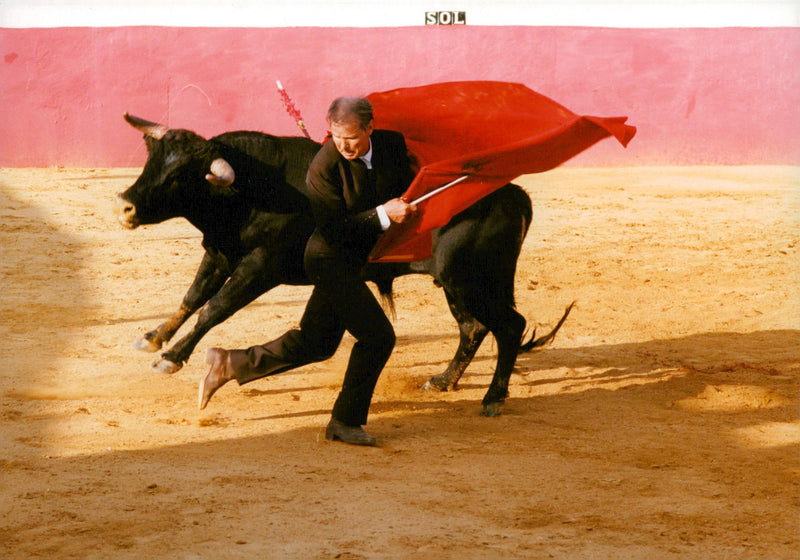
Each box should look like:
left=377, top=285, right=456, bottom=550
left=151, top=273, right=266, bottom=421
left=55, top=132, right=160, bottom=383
left=228, top=231, right=395, bottom=427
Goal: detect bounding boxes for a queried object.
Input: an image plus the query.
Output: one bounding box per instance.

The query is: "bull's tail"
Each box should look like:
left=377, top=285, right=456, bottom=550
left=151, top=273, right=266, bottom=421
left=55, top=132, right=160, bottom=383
left=519, top=301, right=575, bottom=353
left=373, top=277, right=397, bottom=321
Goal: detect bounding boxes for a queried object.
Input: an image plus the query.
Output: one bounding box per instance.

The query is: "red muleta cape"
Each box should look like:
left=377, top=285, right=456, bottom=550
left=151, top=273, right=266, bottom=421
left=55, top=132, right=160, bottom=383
left=366, top=81, right=636, bottom=262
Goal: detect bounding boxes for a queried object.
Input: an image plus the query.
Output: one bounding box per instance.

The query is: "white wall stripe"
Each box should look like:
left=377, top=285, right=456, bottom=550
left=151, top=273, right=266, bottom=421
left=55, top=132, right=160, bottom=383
left=1, top=0, right=798, bottom=28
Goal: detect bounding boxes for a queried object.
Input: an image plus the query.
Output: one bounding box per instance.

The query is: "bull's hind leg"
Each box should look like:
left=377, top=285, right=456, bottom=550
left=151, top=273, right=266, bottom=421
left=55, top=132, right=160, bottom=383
left=422, top=182, right=532, bottom=415
left=422, top=290, right=526, bottom=416
left=469, top=299, right=572, bottom=416
left=478, top=306, right=526, bottom=417
left=423, top=291, right=489, bottom=392
left=135, top=251, right=228, bottom=355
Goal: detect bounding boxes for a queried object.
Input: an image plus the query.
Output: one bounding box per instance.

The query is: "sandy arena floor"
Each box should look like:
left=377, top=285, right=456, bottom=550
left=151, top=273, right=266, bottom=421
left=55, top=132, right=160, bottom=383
left=0, top=166, right=798, bottom=559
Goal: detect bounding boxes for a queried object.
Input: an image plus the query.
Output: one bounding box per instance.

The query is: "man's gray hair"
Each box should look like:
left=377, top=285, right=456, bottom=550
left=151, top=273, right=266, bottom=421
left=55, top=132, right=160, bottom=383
left=327, top=97, right=374, bottom=130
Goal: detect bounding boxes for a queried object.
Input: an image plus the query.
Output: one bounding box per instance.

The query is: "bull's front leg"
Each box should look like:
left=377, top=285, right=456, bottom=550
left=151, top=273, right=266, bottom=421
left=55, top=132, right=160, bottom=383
left=422, top=291, right=489, bottom=392
left=155, top=250, right=280, bottom=373
left=134, top=302, right=198, bottom=353
left=135, top=252, right=228, bottom=364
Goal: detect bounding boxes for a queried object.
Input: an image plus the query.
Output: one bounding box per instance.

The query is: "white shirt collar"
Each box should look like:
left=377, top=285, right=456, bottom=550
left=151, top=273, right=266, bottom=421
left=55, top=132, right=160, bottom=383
left=359, top=140, right=373, bottom=169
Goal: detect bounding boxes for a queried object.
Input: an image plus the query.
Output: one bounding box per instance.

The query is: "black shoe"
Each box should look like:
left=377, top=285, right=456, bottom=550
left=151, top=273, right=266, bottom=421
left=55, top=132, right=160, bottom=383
left=325, top=418, right=377, bottom=446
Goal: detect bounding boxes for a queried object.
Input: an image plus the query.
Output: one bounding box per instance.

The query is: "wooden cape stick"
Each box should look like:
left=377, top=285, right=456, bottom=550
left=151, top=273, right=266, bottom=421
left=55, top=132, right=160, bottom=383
left=406, top=175, right=469, bottom=205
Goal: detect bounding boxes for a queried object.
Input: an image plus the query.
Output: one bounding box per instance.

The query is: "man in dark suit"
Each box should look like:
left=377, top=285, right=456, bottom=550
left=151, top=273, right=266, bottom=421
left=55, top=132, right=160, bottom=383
left=199, top=97, right=417, bottom=446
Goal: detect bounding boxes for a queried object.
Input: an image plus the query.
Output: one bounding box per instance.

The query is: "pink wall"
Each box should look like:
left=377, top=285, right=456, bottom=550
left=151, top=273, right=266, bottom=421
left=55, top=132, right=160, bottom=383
left=1, top=26, right=798, bottom=167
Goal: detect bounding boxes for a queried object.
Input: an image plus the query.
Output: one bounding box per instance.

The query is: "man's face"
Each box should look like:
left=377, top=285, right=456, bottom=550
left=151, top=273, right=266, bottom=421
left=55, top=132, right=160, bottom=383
left=330, top=119, right=373, bottom=160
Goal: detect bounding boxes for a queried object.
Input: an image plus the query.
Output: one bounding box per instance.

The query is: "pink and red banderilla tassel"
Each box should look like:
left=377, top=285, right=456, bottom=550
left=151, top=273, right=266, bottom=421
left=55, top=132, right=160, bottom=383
left=276, top=80, right=311, bottom=139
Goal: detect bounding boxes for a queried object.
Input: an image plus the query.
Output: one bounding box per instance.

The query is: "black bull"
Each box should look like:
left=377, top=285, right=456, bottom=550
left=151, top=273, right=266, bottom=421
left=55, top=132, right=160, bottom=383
left=114, top=113, right=572, bottom=416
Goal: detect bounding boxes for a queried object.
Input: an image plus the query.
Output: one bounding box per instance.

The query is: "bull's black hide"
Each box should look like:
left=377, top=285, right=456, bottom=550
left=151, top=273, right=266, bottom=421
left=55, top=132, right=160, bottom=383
left=115, top=114, right=571, bottom=416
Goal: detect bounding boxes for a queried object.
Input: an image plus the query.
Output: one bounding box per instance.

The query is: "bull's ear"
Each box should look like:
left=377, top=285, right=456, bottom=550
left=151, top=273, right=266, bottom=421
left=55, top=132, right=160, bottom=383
left=124, top=113, right=169, bottom=140
left=205, top=158, right=237, bottom=195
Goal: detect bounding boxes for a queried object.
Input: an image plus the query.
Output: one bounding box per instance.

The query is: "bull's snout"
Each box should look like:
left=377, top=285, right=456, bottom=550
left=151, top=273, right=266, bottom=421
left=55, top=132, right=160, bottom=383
left=114, top=193, right=139, bottom=229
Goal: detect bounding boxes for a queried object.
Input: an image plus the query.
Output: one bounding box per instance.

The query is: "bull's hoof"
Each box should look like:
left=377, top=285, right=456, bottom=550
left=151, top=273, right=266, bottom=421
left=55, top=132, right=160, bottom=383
left=422, top=375, right=451, bottom=392
left=421, top=380, right=437, bottom=392
left=150, top=356, right=183, bottom=374
left=480, top=402, right=503, bottom=417
left=133, top=336, right=162, bottom=353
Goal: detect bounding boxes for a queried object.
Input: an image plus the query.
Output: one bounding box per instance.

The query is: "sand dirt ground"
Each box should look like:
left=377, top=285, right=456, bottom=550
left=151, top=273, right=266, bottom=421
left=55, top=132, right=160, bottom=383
left=1, top=166, right=798, bottom=559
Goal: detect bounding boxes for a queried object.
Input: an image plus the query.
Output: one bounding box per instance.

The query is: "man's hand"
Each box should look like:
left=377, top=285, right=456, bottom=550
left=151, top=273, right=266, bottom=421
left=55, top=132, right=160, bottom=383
left=382, top=198, right=418, bottom=224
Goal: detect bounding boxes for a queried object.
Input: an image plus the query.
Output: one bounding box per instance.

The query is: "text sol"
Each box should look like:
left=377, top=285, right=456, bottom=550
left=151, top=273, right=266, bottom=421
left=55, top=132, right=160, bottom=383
left=425, top=11, right=466, bottom=25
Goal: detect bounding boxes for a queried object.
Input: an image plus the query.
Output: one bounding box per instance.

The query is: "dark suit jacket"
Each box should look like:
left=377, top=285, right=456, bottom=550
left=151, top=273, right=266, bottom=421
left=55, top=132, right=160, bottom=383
left=305, top=129, right=415, bottom=261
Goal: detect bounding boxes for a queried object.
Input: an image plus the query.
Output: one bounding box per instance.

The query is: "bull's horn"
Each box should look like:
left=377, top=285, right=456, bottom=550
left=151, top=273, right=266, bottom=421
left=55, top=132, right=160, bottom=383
left=124, top=112, right=169, bottom=140
left=205, top=158, right=236, bottom=190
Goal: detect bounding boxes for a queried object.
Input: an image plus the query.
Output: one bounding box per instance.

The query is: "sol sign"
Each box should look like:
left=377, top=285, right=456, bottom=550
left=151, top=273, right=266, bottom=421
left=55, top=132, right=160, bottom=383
left=425, top=11, right=466, bottom=25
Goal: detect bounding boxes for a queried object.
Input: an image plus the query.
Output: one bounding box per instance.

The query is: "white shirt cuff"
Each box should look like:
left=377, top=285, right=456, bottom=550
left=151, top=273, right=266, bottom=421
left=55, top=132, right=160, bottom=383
left=376, top=205, right=391, bottom=230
